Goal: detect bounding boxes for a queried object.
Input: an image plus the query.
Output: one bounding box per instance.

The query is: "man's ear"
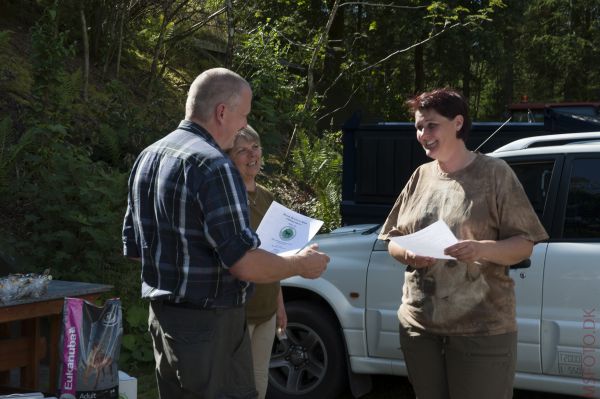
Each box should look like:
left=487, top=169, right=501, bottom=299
left=215, top=103, right=226, bottom=123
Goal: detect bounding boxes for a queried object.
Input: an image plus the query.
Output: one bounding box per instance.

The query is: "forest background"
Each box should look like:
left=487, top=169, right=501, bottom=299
left=1, top=0, right=600, bottom=377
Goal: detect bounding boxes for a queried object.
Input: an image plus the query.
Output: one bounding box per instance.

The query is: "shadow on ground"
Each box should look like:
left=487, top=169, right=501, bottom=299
left=338, top=375, right=582, bottom=399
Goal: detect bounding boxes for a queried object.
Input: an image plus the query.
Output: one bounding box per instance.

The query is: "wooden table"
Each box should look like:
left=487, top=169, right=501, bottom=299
left=0, top=280, right=112, bottom=394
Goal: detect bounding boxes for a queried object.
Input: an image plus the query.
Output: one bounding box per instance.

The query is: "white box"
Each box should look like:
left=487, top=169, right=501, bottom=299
left=118, top=370, right=138, bottom=399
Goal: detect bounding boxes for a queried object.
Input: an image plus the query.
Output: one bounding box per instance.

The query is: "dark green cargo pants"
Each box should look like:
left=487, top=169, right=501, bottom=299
left=400, top=325, right=517, bottom=399
left=149, top=301, right=257, bottom=399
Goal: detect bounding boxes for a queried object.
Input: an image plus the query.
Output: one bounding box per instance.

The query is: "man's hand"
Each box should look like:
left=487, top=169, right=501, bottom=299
left=295, top=243, right=329, bottom=279
left=231, top=245, right=330, bottom=283
left=276, top=289, right=288, bottom=331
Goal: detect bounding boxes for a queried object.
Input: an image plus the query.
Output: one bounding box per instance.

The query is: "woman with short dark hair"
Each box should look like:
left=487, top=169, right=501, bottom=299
left=380, top=88, right=548, bottom=399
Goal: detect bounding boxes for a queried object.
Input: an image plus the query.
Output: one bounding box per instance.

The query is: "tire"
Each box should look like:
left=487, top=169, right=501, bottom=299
left=266, top=301, right=347, bottom=399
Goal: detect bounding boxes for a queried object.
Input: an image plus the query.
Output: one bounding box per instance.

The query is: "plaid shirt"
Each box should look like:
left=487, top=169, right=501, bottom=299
left=122, top=120, right=259, bottom=307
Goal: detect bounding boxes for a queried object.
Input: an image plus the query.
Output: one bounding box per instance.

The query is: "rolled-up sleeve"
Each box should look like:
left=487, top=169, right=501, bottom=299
left=122, top=164, right=141, bottom=258
left=199, top=159, right=260, bottom=267
left=122, top=202, right=140, bottom=258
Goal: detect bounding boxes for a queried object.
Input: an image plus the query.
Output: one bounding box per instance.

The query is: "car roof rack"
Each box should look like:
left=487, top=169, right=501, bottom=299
left=493, top=131, right=600, bottom=152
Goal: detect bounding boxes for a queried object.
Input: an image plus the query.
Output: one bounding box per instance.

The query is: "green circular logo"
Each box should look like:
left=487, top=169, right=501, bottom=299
left=279, top=226, right=296, bottom=241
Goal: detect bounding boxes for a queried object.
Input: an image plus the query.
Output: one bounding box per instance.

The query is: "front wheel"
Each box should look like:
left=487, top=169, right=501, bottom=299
left=267, top=301, right=347, bottom=399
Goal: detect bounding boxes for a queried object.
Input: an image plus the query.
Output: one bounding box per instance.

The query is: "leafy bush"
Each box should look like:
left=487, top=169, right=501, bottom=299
left=8, top=124, right=125, bottom=276
left=121, top=303, right=154, bottom=365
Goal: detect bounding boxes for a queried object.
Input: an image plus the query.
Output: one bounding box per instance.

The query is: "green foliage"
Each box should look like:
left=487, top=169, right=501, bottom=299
left=121, top=303, right=154, bottom=365
left=85, top=78, right=176, bottom=168
left=2, top=116, right=150, bottom=367
left=0, top=117, right=14, bottom=200
left=290, top=130, right=342, bottom=231
left=8, top=124, right=127, bottom=278
left=0, top=30, right=9, bottom=47
left=426, top=1, right=506, bottom=26
left=517, top=0, right=600, bottom=101
left=0, top=2, right=188, bottom=372
left=30, top=1, right=75, bottom=95
left=0, top=30, right=33, bottom=107
left=235, top=22, right=306, bottom=153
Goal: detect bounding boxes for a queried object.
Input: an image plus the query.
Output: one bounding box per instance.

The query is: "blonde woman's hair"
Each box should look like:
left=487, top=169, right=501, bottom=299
left=234, top=125, right=260, bottom=146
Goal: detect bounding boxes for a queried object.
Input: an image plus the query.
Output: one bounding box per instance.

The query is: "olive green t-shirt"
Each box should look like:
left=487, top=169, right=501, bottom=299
left=246, top=184, right=280, bottom=324
left=379, top=154, right=548, bottom=336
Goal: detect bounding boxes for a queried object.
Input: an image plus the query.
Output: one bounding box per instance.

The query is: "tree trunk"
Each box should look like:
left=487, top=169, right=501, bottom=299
left=414, top=42, right=424, bottom=94
left=146, top=0, right=190, bottom=99
left=158, top=45, right=169, bottom=79
left=146, top=19, right=168, bottom=99
left=304, top=0, right=340, bottom=113
left=102, top=1, right=120, bottom=76
left=80, top=1, right=89, bottom=101
left=320, top=0, right=346, bottom=128
left=225, top=0, right=234, bottom=68
left=502, top=21, right=516, bottom=110
left=461, top=50, right=471, bottom=100
left=115, top=1, right=128, bottom=78
left=473, top=61, right=485, bottom=119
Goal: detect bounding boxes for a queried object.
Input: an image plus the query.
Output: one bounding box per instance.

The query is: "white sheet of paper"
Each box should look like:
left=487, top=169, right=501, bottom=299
left=256, top=201, right=324, bottom=256
left=389, top=220, right=458, bottom=259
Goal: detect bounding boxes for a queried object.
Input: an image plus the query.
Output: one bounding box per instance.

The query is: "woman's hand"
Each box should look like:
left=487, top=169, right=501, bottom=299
left=388, top=241, right=435, bottom=269
left=444, top=240, right=483, bottom=263
left=403, top=249, right=436, bottom=269
left=444, top=236, right=534, bottom=266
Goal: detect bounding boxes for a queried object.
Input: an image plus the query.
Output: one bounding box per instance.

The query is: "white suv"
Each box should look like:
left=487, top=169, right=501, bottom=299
left=268, top=133, right=600, bottom=399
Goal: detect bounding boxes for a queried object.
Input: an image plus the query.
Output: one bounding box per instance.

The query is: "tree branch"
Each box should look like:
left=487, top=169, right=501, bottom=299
left=315, top=22, right=462, bottom=120
left=339, top=2, right=427, bottom=10
left=304, top=0, right=340, bottom=112
left=270, top=27, right=314, bottom=50
left=80, top=1, right=89, bottom=101
left=225, top=0, right=234, bottom=67
left=165, top=4, right=233, bottom=43
left=317, top=84, right=360, bottom=123
left=357, top=22, right=461, bottom=73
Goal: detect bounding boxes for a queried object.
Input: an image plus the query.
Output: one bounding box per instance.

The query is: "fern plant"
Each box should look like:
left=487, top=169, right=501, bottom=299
left=290, top=129, right=342, bottom=231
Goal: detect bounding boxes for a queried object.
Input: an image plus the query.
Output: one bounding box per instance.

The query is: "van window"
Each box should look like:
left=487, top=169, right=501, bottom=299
left=509, top=161, right=555, bottom=219
left=563, top=159, right=600, bottom=239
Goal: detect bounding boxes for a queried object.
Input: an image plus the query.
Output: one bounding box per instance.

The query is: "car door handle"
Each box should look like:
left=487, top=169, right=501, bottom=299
left=510, top=259, right=531, bottom=269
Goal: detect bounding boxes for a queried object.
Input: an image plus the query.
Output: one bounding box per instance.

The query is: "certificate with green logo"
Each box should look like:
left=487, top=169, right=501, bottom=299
left=256, top=201, right=323, bottom=256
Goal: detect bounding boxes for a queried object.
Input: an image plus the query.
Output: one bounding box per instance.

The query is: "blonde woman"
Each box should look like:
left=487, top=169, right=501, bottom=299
left=228, top=125, right=287, bottom=399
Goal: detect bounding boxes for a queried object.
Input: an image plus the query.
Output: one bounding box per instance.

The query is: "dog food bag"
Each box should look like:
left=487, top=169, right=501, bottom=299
left=58, top=297, right=122, bottom=399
